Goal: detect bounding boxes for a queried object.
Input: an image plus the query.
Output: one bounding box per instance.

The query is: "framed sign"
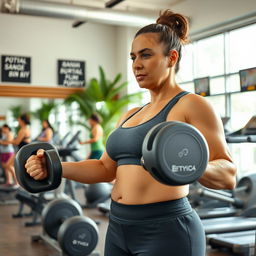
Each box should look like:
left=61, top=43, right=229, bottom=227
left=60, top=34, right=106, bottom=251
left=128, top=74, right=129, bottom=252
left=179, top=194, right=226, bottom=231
left=194, top=77, right=210, bottom=96
left=240, top=67, right=256, bottom=92
left=1, top=55, right=31, bottom=83
left=58, top=60, right=85, bottom=87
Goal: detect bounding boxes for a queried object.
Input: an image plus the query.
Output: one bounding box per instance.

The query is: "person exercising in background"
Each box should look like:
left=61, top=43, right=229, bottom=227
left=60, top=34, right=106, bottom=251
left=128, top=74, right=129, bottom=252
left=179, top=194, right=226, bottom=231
left=0, top=124, right=15, bottom=186
left=25, top=10, right=236, bottom=256
left=1, top=114, right=31, bottom=187
left=14, top=114, right=31, bottom=149
left=36, top=119, right=54, bottom=143
left=79, top=113, right=104, bottom=160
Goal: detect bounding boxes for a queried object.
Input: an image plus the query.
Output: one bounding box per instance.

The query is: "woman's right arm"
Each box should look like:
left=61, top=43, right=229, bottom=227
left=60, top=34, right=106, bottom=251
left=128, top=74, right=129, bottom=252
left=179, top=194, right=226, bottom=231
left=25, top=149, right=117, bottom=184
left=25, top=107, right=140, bottom=185
left=62, top=151, right=117, bottom=183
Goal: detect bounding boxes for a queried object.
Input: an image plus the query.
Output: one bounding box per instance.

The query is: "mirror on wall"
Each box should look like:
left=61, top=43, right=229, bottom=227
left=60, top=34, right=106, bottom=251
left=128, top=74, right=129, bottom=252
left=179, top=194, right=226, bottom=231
left=0, top=97, right=88, bottom=159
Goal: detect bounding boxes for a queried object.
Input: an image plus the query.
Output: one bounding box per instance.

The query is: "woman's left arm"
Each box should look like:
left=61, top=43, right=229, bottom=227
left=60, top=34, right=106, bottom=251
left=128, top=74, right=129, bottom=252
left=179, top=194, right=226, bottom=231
left=182, top=94, right=237, bottom=190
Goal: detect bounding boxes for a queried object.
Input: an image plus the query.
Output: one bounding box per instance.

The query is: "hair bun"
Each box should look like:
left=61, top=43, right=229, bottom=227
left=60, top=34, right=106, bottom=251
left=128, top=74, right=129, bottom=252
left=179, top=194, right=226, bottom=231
left=156, top=9, right=189, bottom=44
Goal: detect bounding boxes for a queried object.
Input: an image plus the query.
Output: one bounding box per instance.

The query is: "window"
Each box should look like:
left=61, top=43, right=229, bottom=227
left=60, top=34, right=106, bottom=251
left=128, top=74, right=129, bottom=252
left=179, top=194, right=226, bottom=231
left=230, top=91, right=256, bottom=131
left=206, top=95, right=226, bottom=118
left=180, top=82, right=195, bottom=93
left=226, top=74, right=240, bottom=92
left=194, top=34, right=225, bottom=78
left=227, top=23, right=256, bottom=73
left=210, top=77, right=225, bottom=95
left=177, top=44, right=194, bottom=83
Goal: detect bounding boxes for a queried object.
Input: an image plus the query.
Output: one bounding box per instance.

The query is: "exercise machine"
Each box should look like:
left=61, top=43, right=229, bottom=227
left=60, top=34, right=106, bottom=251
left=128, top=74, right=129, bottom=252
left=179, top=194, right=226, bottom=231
left=207, top=231, right=256, bottom=256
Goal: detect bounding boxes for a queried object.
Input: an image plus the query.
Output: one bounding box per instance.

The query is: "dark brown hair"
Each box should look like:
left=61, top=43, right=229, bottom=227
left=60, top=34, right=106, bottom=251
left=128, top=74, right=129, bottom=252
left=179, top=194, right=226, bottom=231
left=90, top=113, right=101, bottom=124
left=19, top=113, right=31, bottom=125
left=2, top=124, right=11, bottom=131
left=135, top=9, right=189, bottom=73
left=42, top=119, right=54, bottom=132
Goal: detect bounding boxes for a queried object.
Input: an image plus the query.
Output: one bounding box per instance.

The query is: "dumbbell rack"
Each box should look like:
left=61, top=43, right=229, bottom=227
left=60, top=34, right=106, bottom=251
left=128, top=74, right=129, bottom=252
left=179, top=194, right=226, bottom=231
left=32, top=233, right=100, bottom=256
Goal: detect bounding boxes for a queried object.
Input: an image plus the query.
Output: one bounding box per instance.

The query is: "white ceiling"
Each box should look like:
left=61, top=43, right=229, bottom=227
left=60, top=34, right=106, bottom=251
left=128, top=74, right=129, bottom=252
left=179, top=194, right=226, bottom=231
left=32, top=0, right=256, bottom=33
left=39, top=0, right=185, bottom=13
left=1, top=0, right=256, bottom=35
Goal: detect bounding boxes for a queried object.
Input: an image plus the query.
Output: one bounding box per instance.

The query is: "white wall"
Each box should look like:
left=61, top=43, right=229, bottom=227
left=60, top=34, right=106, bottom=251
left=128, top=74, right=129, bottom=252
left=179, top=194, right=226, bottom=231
left=0, top=13, right=118, bottom=86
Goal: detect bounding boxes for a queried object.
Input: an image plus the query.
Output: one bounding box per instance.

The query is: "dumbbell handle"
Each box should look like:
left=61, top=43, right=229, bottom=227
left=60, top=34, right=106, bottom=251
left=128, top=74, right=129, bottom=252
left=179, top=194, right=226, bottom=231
left=235, top=185, right=248, bottom=193
left=197, top=188, right=244, bottom=208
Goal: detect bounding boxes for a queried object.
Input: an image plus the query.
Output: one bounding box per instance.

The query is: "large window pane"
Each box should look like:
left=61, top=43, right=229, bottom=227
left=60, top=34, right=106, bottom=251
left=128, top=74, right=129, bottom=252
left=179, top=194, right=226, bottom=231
left=230, top=91, right=256, bottom=131
left=230, top=143, right=256, bottom=178
left=180, top=82, right=195, bottom=93
left=210, top=77, right=225, bottom=95
left=176, top=44, right=193, bottom=83
left=206, top=95, right=226, bottom=118
left=226, top=73, right=240, bottom=92
left=194, top=34, right=225, bottom=77
left=229, top=90, right=256, bottom=177
left=227, top=23, right=256, bottom=73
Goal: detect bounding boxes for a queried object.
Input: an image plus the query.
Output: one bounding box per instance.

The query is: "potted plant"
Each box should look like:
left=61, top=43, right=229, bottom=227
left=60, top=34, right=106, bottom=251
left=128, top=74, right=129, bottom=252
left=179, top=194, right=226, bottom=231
left=65, top=66, right=143, bottom=143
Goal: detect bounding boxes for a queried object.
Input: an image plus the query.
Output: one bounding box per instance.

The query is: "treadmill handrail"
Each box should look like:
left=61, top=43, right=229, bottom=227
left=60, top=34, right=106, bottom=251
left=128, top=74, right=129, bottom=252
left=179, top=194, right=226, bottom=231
left=226, top=135, right=250, bottom=143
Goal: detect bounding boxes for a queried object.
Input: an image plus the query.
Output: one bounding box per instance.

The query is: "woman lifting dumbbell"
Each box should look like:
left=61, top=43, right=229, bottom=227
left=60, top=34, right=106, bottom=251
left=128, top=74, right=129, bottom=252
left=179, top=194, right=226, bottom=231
left=23, top=9, right=236, bottom=256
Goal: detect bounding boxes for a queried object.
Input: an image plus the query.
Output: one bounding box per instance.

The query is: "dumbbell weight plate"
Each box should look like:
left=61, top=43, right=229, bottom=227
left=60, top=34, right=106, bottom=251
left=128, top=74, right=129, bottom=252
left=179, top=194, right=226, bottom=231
left=58, top=216, right=99, bottom=256
left=142, top=121, right=209, bottom=186
left=14, top=142, right=62, bottom=193
left=235, top=173, right=256, bottom=210
left=42, top=198, right=83, bottom=240
left=141, top=122, right=173, bottom=184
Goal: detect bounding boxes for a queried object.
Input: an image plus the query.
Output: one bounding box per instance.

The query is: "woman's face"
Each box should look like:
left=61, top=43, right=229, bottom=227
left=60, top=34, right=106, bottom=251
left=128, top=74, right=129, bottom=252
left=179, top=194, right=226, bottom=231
left=130, top=33, right=171, bottom=90
left=2, top=127, right=9, bottom=134
left=42, top=121, right=47, bottom=128
left=88, top=119, right=96, bottom=127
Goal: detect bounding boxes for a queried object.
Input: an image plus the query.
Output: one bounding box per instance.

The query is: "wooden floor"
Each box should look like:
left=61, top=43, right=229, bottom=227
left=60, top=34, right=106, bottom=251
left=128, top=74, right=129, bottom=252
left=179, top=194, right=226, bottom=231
left=0, top=190, right=235, bottom=256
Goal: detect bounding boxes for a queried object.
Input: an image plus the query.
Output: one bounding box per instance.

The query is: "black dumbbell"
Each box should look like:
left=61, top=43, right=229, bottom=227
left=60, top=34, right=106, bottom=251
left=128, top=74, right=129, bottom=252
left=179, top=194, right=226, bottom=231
left=14, top=142, right=62, bottom=193
left=142, top=121, right=209, bottom=186
left=15, top=121, right=208, bottom=193
left=42, top=198, right=99, bottom=256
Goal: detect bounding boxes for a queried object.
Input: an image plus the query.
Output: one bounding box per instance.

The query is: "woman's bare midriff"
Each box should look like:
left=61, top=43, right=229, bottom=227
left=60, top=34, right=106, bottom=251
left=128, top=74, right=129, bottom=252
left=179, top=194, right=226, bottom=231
left=111, top=165, right=189, bottom=204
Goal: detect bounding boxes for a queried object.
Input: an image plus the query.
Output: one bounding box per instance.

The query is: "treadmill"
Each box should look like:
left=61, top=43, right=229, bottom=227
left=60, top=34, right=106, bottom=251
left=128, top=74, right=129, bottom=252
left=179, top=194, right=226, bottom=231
left=207, top=231, right=256, bottom=256
left=204, top=121, right=256, bottom=254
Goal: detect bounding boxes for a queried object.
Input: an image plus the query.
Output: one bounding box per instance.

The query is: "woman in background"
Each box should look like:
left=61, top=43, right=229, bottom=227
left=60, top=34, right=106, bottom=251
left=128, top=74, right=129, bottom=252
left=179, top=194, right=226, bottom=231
left=0, top=124, right=15, bottom=186
left=80, top=113, right=104, bottom=160
left=36, top=119, right=54, bottom=143
left=1, top=114, right=31, bottom=187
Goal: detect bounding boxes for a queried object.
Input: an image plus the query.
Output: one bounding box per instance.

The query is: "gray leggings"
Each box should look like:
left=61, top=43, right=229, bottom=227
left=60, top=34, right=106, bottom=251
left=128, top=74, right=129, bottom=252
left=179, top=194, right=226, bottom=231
left=104, top=197, right=205, bottom=256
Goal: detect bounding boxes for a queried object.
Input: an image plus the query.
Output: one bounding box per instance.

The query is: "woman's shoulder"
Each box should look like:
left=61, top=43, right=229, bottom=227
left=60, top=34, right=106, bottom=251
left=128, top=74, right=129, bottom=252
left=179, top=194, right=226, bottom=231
left=178, top=92, right=219, bottom=123
left=179, top=92, right=212, bottom=109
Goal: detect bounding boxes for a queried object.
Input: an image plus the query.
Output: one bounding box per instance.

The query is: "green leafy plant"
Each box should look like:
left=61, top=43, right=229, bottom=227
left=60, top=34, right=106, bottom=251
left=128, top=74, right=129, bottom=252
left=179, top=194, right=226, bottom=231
left=9, top=105, right=23, bottom=120
left=31, top=101, right=57, bottom=122
left=65, top=66, right=143, bottom=142
left=8, top=105, right=24, bottom=134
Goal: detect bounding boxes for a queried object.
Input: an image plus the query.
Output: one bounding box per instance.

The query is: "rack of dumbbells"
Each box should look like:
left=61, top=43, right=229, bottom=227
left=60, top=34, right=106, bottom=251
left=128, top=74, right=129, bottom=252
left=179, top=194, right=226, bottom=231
left=12, top=189, right=49, bottom=226
left=32, top=198, right=100, bottom=256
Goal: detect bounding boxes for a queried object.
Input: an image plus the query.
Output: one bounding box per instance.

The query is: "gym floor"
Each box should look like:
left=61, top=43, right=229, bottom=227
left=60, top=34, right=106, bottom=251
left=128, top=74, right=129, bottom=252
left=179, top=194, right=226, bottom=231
left=0, top=189, right=234, bottom=256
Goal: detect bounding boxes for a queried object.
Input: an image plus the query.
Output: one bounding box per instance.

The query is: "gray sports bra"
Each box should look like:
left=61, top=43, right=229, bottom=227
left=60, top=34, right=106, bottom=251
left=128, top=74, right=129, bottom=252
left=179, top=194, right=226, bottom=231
left=106, top=91, right=189, bottom=166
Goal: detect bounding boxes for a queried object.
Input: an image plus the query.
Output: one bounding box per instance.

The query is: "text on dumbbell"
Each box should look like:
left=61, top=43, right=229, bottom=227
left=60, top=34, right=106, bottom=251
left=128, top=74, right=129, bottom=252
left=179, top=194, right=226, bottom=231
left=171, top=165, right=196, bottom=173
